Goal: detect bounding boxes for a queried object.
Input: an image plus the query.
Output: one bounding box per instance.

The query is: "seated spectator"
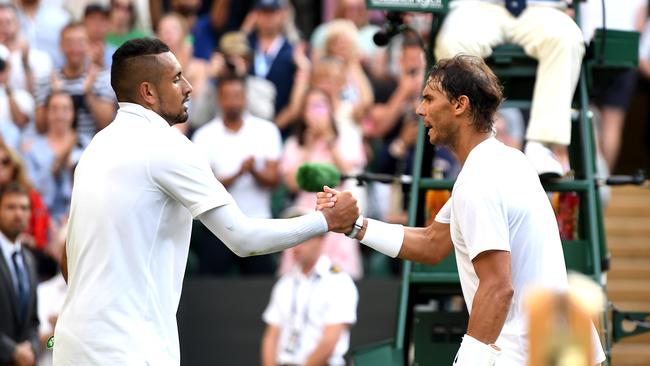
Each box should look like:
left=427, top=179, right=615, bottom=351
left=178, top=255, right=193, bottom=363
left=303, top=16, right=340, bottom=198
left=435, top=0, right=585, bottom=178
left=0, top=182, right=41, bottom=366
left=83, top=4, right=116, bottom=70
left=22, top=91, right=82, bottom=224
left=34, top=23, right=116, bottom=146
left=0, top=139, right=50, bottom=253
left=106, top=0, right=150, bottom=48
left=0, top=44, right=34, bottom=150
left=0, top=2, right=53, bottom=93
left=190, top=73, right=282, bottom=275
left=279, top=87, right=364, bottom=278
left=190, top=31, right=276, bottom=128
left=261, top=207, right=358, bottom=366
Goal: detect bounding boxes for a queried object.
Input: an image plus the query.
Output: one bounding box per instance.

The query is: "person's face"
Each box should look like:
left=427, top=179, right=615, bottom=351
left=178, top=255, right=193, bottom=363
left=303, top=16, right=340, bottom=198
left=154, top=52, right=193, bottom=125
left=0, top=149, right=14, bottom=185
left=0, top=8, right=18, bottom=43
left=110, top=0, right=134, bottom=27
left=157, top=17, right=184, bottom=49
left=303, top=91, right=332, bottom=131
left=255, top=9, right=284, bottom=36
left=0, top=192, right=30, bottom=241
left=292, top=236, right=324, bottom=270
left=416, top=80, right=459, bottom=146
left=311, top=65, right=344, bottom=101
left=83, top=12, right=109, bottom=42
left=400, top=45, right=425, bottom=76
left=46, top=94, right=75, bottom=131
left=217, top=80, right=246, bottom=121
left=61, top=27, right=89, bottom=67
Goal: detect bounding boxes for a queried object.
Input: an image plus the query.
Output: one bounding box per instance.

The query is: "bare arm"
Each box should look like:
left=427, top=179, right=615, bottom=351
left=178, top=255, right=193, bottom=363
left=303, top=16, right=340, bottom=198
left=5, top=89, right=30, bottom=128
left=466, top=250, right=513, bottom=344
left=304, top=324, right=349, bottom=366
left=261, top=324, right=280, bottom=366
left=84, top=93, right=115, bottom=130
left=354, top=219, right=453, bottom=265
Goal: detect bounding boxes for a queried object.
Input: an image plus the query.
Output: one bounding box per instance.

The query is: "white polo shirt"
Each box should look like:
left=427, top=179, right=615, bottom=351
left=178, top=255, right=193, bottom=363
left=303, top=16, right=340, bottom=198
left=53, top=102, right=233, bottom=366
left=263, top=256, right=358, bottom=366
left=435, top=137, right=605, bottom=365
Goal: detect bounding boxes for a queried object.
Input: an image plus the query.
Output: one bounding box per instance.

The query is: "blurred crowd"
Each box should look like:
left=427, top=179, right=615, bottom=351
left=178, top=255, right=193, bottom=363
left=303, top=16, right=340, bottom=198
left=0, top=0, right=650, bottom=364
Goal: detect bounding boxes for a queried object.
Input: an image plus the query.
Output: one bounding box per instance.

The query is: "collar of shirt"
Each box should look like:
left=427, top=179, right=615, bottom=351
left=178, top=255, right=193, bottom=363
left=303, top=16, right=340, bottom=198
left=253, top=35, right=285, bottom=78
left=292, top=255, right=332, bottom=280
left=0, top=230, right=22, bottom=288
left=117, top=102, right=172, bottom=129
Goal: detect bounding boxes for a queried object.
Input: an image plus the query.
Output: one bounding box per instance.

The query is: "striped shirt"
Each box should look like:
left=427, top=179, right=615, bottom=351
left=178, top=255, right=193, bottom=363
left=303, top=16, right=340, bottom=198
left=35, top=69, right=116, bottom=145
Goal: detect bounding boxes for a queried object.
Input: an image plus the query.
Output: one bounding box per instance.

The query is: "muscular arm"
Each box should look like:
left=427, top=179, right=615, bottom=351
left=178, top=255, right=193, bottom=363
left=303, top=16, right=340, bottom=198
left=466, top=250, right=513, bottom=344
left=304, top=324, right=349, bottom=366
left=197, top=202, right=328, bottom=257
left=355, top=219, right=453, bottom=265
left=261, top=324, right=280, bottom=366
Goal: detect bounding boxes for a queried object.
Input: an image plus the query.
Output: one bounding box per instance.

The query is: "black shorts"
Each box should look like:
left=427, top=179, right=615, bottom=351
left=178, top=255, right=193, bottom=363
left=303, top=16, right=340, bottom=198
left=593, top=69, right=638, bottom=110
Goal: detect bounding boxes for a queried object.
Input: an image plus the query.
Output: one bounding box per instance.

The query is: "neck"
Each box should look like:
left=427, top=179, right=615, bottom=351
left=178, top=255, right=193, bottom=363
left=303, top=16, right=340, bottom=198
left=453, top=128, right=492, bottom=166
left=21, top=2, right=38, bottom=16
left=301, top=259, right=319, bottom=275
left=3, top=232, right=19, bottom=244
left=223, top=116, right=243, bottom=131
left=48, top=127, right=68, bottom=138
left=259, top=32, right=279, bottom=46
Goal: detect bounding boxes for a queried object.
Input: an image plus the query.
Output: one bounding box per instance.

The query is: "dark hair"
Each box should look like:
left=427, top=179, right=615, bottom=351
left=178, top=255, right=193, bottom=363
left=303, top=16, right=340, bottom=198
left=427, top=54, right=503, bottom=133
left=293, top=87, right=338, bottom=146
left=84, top=3, right=110, bottom=18
left=110, top=37, right=170, bottom=101
left=215, top=72, right=246, bottom=90
left=401, top=29, right=424, bottom=50
left=0, top=181, right=29, bottom=204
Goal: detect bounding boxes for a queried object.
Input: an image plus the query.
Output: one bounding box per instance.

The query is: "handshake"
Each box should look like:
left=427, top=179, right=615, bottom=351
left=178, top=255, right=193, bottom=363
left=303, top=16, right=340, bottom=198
left=317, top=186, right=362, bottom=238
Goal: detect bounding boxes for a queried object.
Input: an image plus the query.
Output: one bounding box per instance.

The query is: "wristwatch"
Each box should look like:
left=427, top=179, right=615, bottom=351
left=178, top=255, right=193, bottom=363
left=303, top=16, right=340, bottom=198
left=346, top=214, right=364, bottom=239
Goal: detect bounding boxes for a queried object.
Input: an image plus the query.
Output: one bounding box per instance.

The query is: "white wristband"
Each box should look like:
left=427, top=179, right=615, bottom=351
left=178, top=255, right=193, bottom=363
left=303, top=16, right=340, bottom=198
left=453, top=334, right=501, bottom=366
left=360, top=218, right=404, bottom=258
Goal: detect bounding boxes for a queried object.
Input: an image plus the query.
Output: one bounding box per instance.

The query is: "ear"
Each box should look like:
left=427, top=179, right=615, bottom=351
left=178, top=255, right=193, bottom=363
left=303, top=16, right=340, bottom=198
left=454, top=95, right=470, bottom=117
left=139, top=82, right=157, bottom=106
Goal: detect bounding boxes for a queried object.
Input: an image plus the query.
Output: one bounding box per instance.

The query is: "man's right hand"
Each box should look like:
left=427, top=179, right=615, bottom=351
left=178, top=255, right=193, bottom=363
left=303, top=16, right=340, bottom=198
left=13, top=341, right=35, bottom=366
left=319, top=187, right=359, bottom=234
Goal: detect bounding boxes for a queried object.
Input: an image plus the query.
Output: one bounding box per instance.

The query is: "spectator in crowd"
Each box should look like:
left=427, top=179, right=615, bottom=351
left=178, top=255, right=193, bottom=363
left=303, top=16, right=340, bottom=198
left=191, top=73, right=282, bottom=275
left=261, top=206, right=358, bottom=366
left=106, top=0, right=150, bottom=48
left=247, top=0, right=296, bottom=120
left=191, top=31, right=276, bottom=128
left=15, top=0, right=71, bottom=67
left=66, top=0, right=153, bottom=33
left=82, top=4, right=116, bottom=70
left=435, top=0, right=585, bottom=179
left=156, top=12, right=207, bottom=102
left=279, top=87, right=364, bottom=278
left=34, top=23, right=116, bottom=146
left=0, top=140, right=50, bottom=253
left=310, top=0, right=381, bottom=71
left=0, top=182, right=40, bottom=366
left=0, top=44, right=33, bottom=150
left=0, top=3, right=52, bottom=93
left=22, top=91, right=82, bottom=224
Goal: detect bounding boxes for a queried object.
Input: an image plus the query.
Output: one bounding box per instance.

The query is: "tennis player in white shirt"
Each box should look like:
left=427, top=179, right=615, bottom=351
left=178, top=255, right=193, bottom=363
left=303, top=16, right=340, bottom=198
left=53, top=38, right=359, bottom=366
left=317, top=55, right=606, bottom=365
